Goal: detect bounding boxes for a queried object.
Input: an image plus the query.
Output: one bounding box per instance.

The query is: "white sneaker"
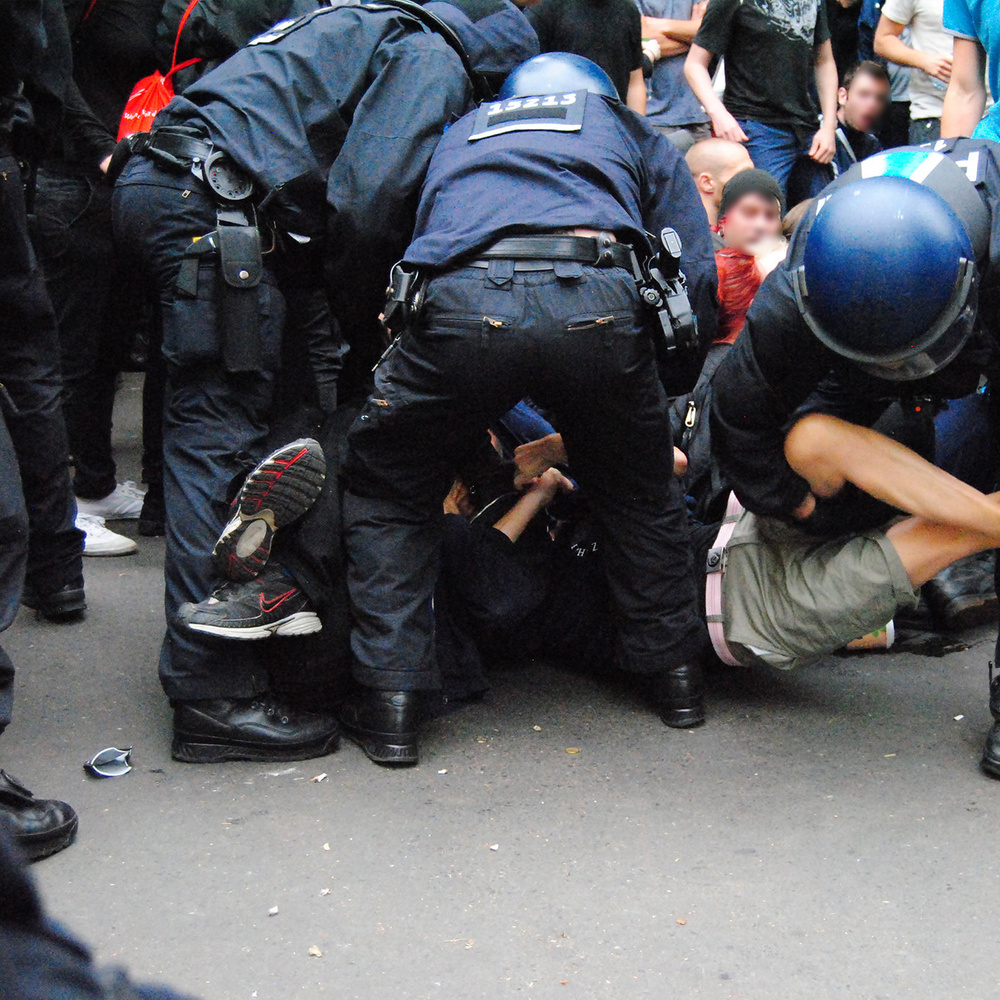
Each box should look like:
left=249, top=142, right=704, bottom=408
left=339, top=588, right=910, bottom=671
left=76, top=514, right=138, bottom=557
left=75, top=481, right=146, bottom=520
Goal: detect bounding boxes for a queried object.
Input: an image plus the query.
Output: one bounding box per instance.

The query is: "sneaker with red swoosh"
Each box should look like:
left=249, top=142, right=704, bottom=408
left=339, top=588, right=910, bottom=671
left=178, top=565, right=322, bottom=640
left=213, top=438, right=326, bottom=582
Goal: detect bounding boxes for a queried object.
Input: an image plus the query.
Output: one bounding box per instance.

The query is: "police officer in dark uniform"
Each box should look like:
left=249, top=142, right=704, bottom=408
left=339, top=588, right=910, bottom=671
left=0, top=0, right=80, bottom=859
left=339, top=53, right=719, bottom=766
left=112, top=0, right=538, bottom=764
left=707, top=142, right=1000, bottom=775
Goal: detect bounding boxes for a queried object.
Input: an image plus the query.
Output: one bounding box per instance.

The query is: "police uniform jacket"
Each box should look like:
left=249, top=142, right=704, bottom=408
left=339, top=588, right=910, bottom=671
left=158, top=0, right=538, bottom=248
left=404, top=88, right=718, bottom=349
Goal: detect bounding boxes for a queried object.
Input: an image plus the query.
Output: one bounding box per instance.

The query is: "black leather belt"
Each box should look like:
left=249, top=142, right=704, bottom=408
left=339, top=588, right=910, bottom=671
left=142, top=127, right=215, bottom=164
left=124, top=127, right=256, bottom=204
left=472, top=235, right=633, bottom=270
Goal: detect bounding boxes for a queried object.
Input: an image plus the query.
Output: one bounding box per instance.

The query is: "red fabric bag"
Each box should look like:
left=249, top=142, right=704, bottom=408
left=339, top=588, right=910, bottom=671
left=116, top=0, right=201, bottom=141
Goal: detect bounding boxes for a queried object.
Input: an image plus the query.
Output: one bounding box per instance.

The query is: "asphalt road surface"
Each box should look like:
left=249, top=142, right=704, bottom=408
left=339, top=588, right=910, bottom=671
left=4, top=376, right=999, bottom=1000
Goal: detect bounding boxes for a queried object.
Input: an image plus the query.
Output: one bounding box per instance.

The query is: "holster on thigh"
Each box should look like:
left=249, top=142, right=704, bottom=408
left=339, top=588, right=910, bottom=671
left=216, top=222, right=263, bottom=373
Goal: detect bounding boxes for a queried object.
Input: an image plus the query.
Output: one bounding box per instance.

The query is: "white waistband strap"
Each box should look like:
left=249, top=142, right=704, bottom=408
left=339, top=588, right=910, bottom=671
left=705, top=491, right=745, bottom=667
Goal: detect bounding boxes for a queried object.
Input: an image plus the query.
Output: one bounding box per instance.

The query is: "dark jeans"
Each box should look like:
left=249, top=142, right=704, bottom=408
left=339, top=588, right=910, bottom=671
left=114, top=156, right=285, bottom=701
left=935, top=390, right=997, bottom=492
left=737, top=119, right=833, bottom=203
left=909, top=117, right=942, bottom=146
left=343, top=263, right=706, bottom=691
left=0, top=401, right=28, bottom=734
left=30, top=170, right=130, bottom=500
left=877, top=101, right=911, bottom=150
left=0, top=157, right=84, bottom=598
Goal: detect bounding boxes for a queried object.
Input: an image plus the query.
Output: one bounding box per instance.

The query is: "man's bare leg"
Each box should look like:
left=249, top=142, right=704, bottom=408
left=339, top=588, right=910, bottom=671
left=886, top=514, right=1000, bottom=588
left=783, top=413, right=1000, bottom=539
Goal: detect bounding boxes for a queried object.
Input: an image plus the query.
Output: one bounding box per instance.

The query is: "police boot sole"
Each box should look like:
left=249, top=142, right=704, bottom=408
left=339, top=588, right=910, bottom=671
left=659, top=704, right=706, bottom=729
left=186, top=611, right=323, bottom=641
left=981, top=753, right=1000, bottom=779
left=171, top=730, right=340, bottom=764
left=341, top=725, right=418, bottom=766
left=17, top=814, right=79, bottom=862
left=22, top=588, right=87, bottom=622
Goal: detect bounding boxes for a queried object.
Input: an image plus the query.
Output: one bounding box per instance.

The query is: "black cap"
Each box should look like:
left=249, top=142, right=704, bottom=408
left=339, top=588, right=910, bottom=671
left=718, top=168, right=784, bottom=222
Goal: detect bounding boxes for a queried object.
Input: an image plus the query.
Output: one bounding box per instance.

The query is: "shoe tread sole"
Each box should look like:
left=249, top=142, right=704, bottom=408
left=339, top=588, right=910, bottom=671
left=172, top=732, right=340, bottom=764
left=213, top=440, right=326, bottom=581
left=341, top=727, right=418, bottom=765
left=186, top=611, right=322, bottom=640
left=16, top=815, right=79, bottom=861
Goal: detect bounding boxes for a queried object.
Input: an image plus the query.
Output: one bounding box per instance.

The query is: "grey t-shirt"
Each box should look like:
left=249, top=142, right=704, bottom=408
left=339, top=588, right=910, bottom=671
left=635, top=0, right=710, bottom=126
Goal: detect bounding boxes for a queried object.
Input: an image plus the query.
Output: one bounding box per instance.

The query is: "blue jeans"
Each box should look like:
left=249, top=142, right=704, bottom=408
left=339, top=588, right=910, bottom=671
left=30, top=171, right=125, bottom=499
left=935, top=390, right=997, bottom=491
left=737, top=119, right=833, bottom=203
left=909, top=117, right=942, bottom=145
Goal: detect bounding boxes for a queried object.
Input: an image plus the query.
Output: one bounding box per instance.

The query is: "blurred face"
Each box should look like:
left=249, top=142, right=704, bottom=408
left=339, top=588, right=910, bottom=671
left=839, top=73, right=890, bottom=134
left=718, top=192, right=783, bottom=251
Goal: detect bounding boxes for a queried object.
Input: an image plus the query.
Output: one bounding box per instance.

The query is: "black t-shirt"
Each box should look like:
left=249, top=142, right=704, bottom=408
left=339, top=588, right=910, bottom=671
left=66, top=0, right=161, bottom=136
left=527, top=0, right=642, bottom=101
left=694, top=0, right=831, bottom=135
left=826, top=0, right=860, bottom=81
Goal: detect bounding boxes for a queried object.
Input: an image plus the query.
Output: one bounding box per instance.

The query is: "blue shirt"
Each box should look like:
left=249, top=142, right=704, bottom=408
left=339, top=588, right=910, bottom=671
left=943, top=0, right=999, bottom=100
left=635, top=0, right=709, bottom=127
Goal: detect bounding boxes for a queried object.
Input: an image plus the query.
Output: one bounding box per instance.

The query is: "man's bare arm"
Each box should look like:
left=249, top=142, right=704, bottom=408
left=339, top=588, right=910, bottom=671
left=875, top=14, right=953, bottom=80
left=685, top=43, right=747, bottom=141
left=627, top=67, right=648, bottom=113
left=941, top=36, right=987, bottom=136
left=641, top=1, right=706, bottom=51
left=784, top=413, right=1000, bottom=537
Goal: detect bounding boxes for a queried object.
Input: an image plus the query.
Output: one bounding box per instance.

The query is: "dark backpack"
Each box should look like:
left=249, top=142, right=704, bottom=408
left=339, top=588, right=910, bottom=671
left=670, top=341, right=732, bottom=525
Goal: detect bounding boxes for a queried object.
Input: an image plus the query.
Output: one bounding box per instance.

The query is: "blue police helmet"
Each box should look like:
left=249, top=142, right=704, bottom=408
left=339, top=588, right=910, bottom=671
left=794, top=174, right=979, bottom=381
left=499, top=52, right=619, bottom=101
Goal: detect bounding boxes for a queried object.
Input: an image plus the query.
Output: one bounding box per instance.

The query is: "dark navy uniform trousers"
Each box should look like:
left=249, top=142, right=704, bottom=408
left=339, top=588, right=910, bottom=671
left=343, top=261, right=706, bottom=692
left=114, top=156, right=285, bottom=701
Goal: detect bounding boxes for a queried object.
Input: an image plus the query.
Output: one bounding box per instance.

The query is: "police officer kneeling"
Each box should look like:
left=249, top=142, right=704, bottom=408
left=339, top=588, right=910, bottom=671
left=340, top=54, right=719, bottom=765
left=707, top=142, right=1000, bottom=778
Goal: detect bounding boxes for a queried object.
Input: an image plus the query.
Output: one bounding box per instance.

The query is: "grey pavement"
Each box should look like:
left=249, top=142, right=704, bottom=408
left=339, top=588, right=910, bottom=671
left=3, top=376, right=1000, bottom=1000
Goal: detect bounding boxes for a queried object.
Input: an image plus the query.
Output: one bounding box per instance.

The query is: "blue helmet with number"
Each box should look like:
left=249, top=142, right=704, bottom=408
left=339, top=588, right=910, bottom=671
left=498, top=52, right=618, bottom=101
left=793, top=148, right=989, bottom=381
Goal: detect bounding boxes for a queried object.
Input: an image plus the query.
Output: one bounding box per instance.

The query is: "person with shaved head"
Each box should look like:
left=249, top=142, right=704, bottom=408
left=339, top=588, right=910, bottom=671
left=685, top=137, right=754, bottom=240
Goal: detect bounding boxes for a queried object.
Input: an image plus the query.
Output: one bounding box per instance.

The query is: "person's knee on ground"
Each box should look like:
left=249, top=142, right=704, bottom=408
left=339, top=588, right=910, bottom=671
left=783, top=413, right=854, bottom=500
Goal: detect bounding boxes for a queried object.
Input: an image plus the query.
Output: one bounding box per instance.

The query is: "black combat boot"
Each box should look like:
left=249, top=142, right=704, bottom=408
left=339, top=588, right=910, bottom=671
left=338, top=688, right=420, bottom=766
left=172, top=695, right=340, bottom=763
left=924, top=551, right=997, bottom=631
left=0, top=771, right=78, bottom=861
left=648, top=662, right=706, bottom=729
left=981, top=662, right=1000, bottom=778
